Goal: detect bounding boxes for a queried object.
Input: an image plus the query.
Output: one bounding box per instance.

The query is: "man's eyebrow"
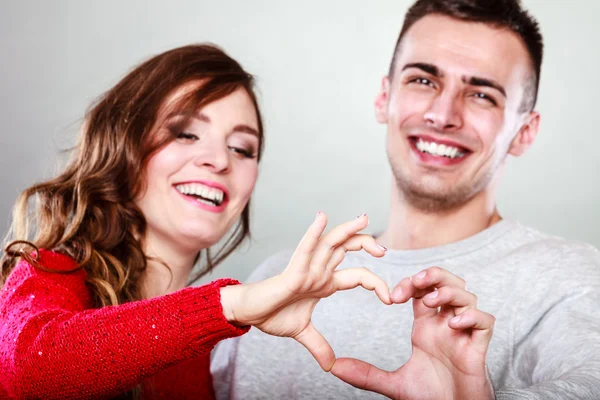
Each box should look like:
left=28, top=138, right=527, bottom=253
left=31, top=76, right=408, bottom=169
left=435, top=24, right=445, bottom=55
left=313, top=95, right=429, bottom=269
left=464, top=76, right=507, bottom=97
left=400, top=63, right=507, bottom=98
left=401, top=62, right=442, bottom=77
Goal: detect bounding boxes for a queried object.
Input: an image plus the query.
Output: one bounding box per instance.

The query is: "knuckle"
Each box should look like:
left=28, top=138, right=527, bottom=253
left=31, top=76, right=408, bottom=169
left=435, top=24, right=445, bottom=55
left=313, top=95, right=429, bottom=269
left=436, top=286, right=451, bottom=298
left=465, top=308, right=477, bottom=317
left=428, top=266, right=442, bottom=275
left=318, top=240, right=335, bottom=253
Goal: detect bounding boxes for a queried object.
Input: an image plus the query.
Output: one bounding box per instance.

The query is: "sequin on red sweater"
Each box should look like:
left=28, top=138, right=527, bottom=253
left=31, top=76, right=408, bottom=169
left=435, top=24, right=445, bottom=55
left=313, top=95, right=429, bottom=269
left=0, top=250, right=249, bottom=399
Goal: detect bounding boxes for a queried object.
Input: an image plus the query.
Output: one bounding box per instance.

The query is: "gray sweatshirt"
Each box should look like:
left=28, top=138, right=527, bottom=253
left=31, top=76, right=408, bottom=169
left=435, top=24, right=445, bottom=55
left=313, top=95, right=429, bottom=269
left=211, top=220, right=600, bottom=399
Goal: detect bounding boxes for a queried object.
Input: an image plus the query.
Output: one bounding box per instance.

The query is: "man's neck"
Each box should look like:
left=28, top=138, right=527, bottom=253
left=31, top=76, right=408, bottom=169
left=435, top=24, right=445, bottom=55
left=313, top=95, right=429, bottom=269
left=377, top=185, right=501, bottom=250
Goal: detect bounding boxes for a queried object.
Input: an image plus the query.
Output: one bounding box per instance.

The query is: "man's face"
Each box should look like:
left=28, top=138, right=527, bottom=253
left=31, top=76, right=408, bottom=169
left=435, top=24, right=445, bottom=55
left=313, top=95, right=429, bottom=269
left=377, top=14, right=540, bottom=211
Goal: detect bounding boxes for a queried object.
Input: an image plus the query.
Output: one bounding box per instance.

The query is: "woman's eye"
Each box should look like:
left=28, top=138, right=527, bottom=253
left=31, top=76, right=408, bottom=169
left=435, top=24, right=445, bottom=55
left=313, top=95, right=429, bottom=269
left=228, top=146, right=256, bottom=159
left=176, top=132, right=199, bottom=141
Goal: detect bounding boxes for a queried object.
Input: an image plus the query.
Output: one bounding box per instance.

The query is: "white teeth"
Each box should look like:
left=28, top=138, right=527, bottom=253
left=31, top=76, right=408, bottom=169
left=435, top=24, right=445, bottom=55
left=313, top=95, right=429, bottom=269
left=196, top=198, right=215, bottom=206
left=175, top=183, right=225, bottom=205
left=414, top=139, right=465, bottom=159
left=200, top=186, right=209, bottom=199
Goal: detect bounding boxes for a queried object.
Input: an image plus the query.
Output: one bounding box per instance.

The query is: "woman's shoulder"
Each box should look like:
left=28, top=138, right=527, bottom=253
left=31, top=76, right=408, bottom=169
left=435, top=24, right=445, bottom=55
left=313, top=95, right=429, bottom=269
left=2, top=249, right=92, bottom=309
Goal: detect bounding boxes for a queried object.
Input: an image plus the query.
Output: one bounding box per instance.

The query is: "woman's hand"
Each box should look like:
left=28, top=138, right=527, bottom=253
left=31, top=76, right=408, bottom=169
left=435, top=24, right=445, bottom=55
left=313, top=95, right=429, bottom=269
left=220, top=212, right=391, bottom=371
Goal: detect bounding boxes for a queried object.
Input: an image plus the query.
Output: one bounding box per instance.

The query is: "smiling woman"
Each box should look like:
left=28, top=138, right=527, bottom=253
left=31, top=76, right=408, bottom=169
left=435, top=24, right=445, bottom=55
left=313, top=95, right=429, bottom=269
left=0, top=44, right=391, bottom=399
left=135, top=86, right=263, bottom=296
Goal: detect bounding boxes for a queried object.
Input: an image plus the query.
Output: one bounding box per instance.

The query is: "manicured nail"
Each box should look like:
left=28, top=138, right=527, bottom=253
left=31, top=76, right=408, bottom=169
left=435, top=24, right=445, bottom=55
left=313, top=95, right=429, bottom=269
left=414, top=271, right=427, bottom=280
left=450, top=315, right=462, bottom=324
left=356, top=213, right=367, bottom=219
left=377, top=244, right=387, bottom=251
left=424, top=290, right=438, bottom=299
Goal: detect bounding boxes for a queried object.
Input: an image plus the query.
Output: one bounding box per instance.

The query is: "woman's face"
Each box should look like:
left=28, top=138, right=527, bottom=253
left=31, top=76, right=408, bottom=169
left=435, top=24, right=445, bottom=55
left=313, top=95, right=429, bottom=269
left=135, top=87, right=260, bottom=255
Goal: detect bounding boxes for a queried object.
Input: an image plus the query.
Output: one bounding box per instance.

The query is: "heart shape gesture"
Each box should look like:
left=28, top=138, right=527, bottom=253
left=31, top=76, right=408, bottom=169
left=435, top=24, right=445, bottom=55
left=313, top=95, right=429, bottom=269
left=331, top=266, right=496, bottom=400
left=221, top=212, right=392, bottom=371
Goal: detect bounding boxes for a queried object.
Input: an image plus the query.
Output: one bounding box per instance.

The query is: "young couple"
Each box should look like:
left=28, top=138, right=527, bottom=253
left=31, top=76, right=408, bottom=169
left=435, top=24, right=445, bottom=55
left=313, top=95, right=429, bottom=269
left=2, top=0, right=599, bottom=399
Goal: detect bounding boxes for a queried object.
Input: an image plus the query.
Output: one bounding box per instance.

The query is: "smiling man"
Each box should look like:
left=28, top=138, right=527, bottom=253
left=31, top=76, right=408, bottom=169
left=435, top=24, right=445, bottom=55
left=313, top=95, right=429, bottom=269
left=211, top=0, right=600, bottom=398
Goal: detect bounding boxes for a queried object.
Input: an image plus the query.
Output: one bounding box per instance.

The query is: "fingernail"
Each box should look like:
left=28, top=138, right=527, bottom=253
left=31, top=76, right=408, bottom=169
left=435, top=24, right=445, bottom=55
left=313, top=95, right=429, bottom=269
left=450, top=315, right=462, bottom=324
left=414, top=271, right=427, bottom=280
left=424, top=290, right=438, bottom=299
left=377, top=244, right=387, bottom=251
left=356, top=213, right=367, bottom=219
left=327, top=360, right=336, bottom=372
left=316, top=211, right=322, bottom=217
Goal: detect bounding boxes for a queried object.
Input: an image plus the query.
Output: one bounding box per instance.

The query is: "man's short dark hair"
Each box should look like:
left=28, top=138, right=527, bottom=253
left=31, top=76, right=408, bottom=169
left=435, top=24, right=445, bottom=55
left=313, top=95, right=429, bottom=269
left=389, top=0, right=543, bottom=112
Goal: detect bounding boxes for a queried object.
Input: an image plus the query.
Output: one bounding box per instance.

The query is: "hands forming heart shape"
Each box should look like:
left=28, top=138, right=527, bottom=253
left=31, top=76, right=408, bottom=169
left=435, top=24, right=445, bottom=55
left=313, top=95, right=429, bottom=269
left=223, top=213, right=496, bottom=400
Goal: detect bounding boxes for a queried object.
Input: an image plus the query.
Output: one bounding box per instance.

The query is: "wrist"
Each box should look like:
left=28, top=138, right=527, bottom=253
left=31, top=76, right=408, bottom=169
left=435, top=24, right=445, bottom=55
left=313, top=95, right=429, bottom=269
left=454, top=377, right=495, bottom=400
left=219, top=284, right=245, bottom=326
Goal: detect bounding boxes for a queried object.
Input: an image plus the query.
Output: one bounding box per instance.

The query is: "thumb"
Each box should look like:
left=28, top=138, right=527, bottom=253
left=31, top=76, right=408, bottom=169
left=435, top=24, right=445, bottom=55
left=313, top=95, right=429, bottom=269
left=294, top=322, right=336, bottom=371
left=331, top=358, right=399, bottom=399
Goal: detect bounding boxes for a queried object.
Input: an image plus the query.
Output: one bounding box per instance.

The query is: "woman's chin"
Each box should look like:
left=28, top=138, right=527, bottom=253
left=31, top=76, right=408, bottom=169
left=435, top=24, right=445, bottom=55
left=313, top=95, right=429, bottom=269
left=177, top=230, right=224, bottom=251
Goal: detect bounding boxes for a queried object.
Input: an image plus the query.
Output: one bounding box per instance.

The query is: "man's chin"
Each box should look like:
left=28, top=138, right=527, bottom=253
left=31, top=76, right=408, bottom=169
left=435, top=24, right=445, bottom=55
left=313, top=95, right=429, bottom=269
left=399, top=182, right=473, bottom=213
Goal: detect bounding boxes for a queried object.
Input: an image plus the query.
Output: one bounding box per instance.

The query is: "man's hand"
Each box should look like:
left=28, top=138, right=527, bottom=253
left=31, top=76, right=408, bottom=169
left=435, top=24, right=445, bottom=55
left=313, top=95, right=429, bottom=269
left=331, top=267, right=495, bottom=400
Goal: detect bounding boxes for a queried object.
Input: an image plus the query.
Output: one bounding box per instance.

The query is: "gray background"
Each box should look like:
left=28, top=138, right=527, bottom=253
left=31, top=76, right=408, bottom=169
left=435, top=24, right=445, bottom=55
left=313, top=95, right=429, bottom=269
left=1, top=1, right=598, bottom=284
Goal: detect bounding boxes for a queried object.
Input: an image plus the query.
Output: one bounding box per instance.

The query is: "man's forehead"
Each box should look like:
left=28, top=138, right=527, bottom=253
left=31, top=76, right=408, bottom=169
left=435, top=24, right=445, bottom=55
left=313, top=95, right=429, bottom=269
left=396, top=14, right=532, bottom=84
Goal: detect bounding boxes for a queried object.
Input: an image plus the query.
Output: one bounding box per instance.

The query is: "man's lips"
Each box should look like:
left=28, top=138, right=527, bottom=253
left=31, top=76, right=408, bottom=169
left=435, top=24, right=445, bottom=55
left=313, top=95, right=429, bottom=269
left=409, top=134, right=472, bottom=153
left=408, top=135, right=473, bottom=166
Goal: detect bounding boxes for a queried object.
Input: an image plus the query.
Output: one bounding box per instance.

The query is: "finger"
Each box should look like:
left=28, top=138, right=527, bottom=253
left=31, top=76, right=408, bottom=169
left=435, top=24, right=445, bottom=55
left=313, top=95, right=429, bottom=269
left=448, top=309, right=496, bottom=352
left=421, top=286, right=478, bottom=315
left=331, top=358, right=398, bottom=399
left=294, top=322, right=336, bottom=372
left=324, top=234, right=387, bottom=272
left=390, top=275, right=446, bottom=304
left=287, top=212, right=328, bottom=273
left=412, top=296, right=438, bottom=319
left=309, top=214, right=369, bottom=271
left=391, top=276, right=429, bottom=304
left=333, top=267, right=391, bottom=305
left=410, top=266, right=466, bottom=291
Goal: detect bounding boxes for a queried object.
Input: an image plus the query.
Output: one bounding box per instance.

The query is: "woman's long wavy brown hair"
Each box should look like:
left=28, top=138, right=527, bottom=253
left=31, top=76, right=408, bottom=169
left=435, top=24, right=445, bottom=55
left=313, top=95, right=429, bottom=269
left=0, top=43, right=264, bottom=308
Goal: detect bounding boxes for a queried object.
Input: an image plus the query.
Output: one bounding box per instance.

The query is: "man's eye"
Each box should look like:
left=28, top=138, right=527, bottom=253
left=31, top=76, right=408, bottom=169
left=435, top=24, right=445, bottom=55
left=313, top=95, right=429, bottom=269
left=413, top=78, right=435, bottom=88
left=473, top=93, right=497, bottom=106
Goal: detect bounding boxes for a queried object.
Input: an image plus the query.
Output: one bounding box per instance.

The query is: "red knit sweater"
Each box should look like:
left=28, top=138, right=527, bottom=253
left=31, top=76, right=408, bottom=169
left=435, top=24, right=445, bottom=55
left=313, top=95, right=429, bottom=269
left=0, top=250, right=249, bottom=399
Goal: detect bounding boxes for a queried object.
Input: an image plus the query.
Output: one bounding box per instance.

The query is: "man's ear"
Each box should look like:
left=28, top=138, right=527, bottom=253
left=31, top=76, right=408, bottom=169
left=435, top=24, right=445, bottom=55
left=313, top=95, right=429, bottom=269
left=508, top=111, right=541, bottom=157
left=374, top=76, right=391, bottom=123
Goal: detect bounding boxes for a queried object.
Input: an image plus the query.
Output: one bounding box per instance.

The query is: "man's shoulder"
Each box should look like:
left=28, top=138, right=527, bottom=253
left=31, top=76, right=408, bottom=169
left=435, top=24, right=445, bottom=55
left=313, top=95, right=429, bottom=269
left=512, top=222, right=598, bottom=256
left=245, top=250, right=296, bottom=283
left=506, top=221, right=600, bottom=275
